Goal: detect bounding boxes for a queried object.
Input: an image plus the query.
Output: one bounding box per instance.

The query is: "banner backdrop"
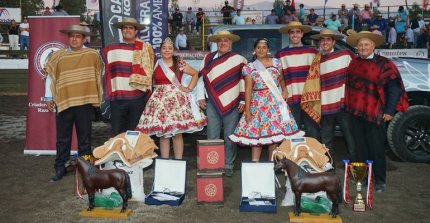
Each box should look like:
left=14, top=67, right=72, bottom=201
left=99, top=0, right=168, bottom=56
left=24, top=16, right=80, bottom=155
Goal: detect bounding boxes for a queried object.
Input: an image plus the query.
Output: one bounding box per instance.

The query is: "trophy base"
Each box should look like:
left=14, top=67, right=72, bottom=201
left=80, top=207, right=132, bottom=219
left=288, top=212, right=343, bottom=223
left=353, top=203, right=366, bottom=212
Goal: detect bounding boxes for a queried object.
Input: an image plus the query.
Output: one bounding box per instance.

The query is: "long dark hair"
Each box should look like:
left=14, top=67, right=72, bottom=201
left=161, top=38, right=179, bottom=75
left=252, top=38, right=270, bottom=62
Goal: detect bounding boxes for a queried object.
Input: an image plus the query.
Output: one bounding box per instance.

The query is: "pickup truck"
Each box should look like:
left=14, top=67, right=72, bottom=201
left=183, top=24, right=430, bottom=163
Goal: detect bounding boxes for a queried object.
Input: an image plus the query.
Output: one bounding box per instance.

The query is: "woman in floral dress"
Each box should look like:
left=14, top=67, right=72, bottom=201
left=136, top=38, right=207, bottom=159
left=229, top=38, right=304, bottom=161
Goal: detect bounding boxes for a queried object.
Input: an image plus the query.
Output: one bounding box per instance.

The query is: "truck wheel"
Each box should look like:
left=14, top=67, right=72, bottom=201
left=387, top=105, right=430, bottom=163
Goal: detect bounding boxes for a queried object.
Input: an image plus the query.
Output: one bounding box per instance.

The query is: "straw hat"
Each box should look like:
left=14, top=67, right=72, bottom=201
left=346, top=29, right=357, bottom=36
left=346, top=31, right=385, bottom=47
left=60, top=24, right=90, bottom=36
left=112, top=17, right=145, bottom=30
left=208, top=30, right=240, bottom=42
left=79, top=21, right=89, bottom=26
left=310, top=29, right=343, bottom=40
left=371, top=25, right=380, bottom=30
left=279, top=21, right=312, bottom=34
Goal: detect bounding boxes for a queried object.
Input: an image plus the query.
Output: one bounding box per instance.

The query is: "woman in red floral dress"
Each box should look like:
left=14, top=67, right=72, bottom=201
left=136, top=38, right=207, bottom=159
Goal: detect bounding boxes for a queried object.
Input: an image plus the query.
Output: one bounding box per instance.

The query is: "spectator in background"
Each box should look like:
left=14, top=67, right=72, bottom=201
left=265, top=9, right=279, bottom=24
left=221, top=1, right=235, bottom=25
left=338, top=4, right=349, bottom=32
left=172, top=8, right=183, bottom=35
left=0, top=33, right=3, bottom=44
left=416, top=28, right=430, bottom=49
left=404, top=24, right=414, bottom=48
left=251, top=19, right=256, bottom=24
left=396, top=6, right=408, bottom=34
left=19, top=17, right=30, bottom=51
left=80, top=22, right=91, bottom=47
left=388, top=22, right=397, bottom=48
left=233, top=9, right=246, bottom=25
left=42, top=7, right=52, bottom=16
left=324, top=14, right=341, bottom=32
left=297, top=4, right=305, bottom=24
left=245, top=17, right=252, bottom=24
left=52, top=5, right=69, bottom=16
left=175, top=27, right=188, bottom=50
left=348, top=3, right=361, bottom=31
left=306, top=8, right=318, bottom=26
left=283, top=0, right=295, bottom=15
left=185, top=7, right=196, bottom=34
left=359, top=4, right=373, bottom=30
left=411, top=14, right=425, bottom=45
left=371, top=13, right=387, bottom=39
left=371, top=25, right=382, bottom=36
left=196, top=8, right=205, bottom=34
left=282, top=10, right=298, bottom=24
left=8, top=19, right=19, bottom=50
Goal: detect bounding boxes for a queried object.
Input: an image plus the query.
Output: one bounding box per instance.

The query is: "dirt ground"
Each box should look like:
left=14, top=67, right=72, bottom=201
left=0, top=95, right=429, bottom=223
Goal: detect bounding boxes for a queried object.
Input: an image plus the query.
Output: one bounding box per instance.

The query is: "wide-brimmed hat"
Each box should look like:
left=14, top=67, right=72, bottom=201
left=371, top=25, right=379, bottom=29
left=279, top=21, right=312, bottom=34
left=112, top=17, right=145, bottom=30
left=346, top=29, right=357, bottom=36
left=347, top=31, right=385, bottom=47
left=208, top=30, right=240, bottom=42
left=310, top=29, right=343, bottom=40
left=79, top=21, right=89, bottom=26
left=60, top=24, right=90, bottom=36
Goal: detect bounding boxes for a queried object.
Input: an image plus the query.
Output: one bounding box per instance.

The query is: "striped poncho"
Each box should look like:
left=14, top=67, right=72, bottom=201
left=101, top=40, right=154, bottom=100
left=45, top=48, right=102, bottom=113
left=200, top=51, right=247, bottom=116
left=276, top=46, right=318, bottom=105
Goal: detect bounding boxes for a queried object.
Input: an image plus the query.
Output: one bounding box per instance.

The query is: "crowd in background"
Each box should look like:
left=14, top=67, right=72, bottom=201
left=170, top=0, right=430, bottom=50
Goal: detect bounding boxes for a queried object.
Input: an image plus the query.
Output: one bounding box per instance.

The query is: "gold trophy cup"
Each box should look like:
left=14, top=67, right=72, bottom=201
left=349, top=162, right=368, bottom=212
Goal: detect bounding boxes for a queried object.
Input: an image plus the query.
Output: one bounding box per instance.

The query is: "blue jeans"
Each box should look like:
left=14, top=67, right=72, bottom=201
left=20, top=35, right=29, bottom=50
left=320, top=110, right=357, bottom=161
left=206, top=100, right=240, bottom=170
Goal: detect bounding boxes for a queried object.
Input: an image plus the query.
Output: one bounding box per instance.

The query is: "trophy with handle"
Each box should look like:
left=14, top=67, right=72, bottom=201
left=343, top=160, right=373, bottom=212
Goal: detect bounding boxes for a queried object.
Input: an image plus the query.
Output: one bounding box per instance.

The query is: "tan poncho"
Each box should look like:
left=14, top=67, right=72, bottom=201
left=45, top=48, right=102, bottom=113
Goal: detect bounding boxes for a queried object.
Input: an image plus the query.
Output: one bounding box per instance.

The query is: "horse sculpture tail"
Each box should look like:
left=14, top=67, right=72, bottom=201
left=337, top=177, right=342, bottom=204
left=125, top=173, right=132, bottom=199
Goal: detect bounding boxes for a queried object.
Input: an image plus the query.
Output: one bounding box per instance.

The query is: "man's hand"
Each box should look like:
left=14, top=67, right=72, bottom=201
left=198, top=99, right=206, bottom=109
left=383, top=113, right=394, bottom=122
left=47, top=101, right=55, bottom=112
left=238, top=103, right=245, bottom=113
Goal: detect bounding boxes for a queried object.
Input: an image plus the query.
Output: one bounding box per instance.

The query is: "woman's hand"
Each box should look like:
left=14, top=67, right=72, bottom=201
left=282, top=88, right=288, bottom=100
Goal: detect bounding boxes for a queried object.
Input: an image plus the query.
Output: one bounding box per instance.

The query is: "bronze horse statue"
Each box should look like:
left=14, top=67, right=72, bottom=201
left=67, top=156, right=132, bottom=212
left=274, top=158, right=341, bottom=218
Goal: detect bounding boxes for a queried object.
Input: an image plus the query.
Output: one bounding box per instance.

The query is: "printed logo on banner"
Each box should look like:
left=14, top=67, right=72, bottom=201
left=33, top=41, right=65, bottom=77
left=207, top=151, right=220, bottom=164
left=205, top=183, right=217, bottom=197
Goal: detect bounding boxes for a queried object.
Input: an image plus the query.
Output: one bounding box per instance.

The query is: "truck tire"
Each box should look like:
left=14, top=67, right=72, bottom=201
left=387, top=105, right=430, bottom=163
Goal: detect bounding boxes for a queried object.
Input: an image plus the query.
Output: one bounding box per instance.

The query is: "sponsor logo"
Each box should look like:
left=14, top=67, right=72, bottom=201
left=207, top=151, right=219, bottom=164
left=205, top=183, right=217, bottom=197
left=33, top=41, right=65, bottom=77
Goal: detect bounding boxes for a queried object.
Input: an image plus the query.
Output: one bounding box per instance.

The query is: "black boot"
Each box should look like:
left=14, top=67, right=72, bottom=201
left=50, top=168, right=66, bottom=182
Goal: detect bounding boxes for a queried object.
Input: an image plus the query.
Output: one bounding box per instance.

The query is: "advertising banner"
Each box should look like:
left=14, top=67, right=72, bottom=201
left=99, top=0, right=168, bottom=56
left=24, top=16, right=80, bottom=155
left=0, top=8, right=21, bottom=23
left=375, top=48, right=428, bottom=59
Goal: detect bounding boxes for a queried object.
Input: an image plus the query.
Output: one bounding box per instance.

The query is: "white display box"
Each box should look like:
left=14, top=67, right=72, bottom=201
left=102, top=158, right=153, bottom=202
left=240, top=162, right=277, bottom=213
left=145, top=158, right=187, bottom=206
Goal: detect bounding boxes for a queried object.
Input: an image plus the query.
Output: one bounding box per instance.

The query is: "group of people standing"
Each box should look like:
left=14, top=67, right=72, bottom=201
left=45, top=17, right=408, bottom=194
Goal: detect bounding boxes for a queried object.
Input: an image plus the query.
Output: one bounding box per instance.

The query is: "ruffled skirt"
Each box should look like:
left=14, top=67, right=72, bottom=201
left=229, top=89, right=304, bottom=146
left=136, top=84, right=207, bottom=137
